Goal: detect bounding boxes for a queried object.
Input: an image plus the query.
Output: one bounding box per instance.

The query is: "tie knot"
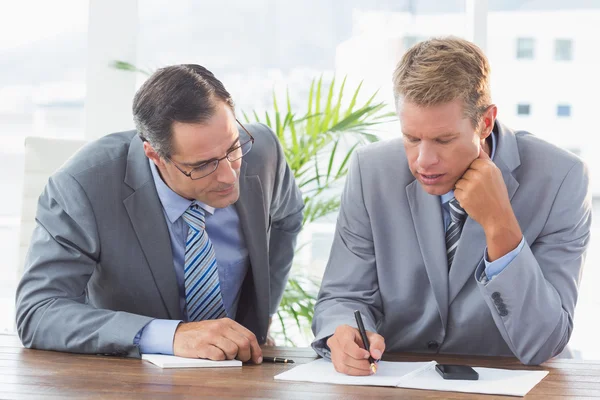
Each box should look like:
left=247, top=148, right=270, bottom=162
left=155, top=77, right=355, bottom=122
left=448, top=197, right=467, bottom=225
left=183, top=205, right=206, bottom=231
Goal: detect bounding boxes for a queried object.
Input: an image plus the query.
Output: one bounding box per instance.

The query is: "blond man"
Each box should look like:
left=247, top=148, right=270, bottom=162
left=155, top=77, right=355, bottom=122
left=312, top=37, right=591, bottom=374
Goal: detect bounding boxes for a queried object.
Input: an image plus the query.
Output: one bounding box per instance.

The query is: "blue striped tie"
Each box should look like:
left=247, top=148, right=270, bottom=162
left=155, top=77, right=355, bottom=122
left=182, top=205, right=227, bottom=321
left=446, top=197, right=467, bottom=271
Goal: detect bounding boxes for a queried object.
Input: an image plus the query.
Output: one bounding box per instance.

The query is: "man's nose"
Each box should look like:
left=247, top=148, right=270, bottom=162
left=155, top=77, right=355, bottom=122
left=417, top=143, right=439, bottom=169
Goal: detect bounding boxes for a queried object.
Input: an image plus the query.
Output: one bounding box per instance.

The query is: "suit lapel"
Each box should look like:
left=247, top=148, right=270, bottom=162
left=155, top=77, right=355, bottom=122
left=406, top=180, right=449, bottom=329
left=448, top=122, right=521, bottom=304
left=123, top=136, right=182, bottom=320
left=234, top=161, right=270, bottom=338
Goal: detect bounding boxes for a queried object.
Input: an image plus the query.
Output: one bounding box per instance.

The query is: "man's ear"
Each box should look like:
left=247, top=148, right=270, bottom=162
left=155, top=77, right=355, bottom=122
left=480, top=104, right=498, bottom=139
left=143, top=141, right=165, bottom=168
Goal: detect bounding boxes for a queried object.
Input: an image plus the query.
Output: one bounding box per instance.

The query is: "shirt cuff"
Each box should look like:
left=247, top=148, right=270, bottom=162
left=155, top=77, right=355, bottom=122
left=135, top=319, right=182, bottom=355
left=483, top=236, right=526, bottom=280
left=311, top=336, right=332, bottom=359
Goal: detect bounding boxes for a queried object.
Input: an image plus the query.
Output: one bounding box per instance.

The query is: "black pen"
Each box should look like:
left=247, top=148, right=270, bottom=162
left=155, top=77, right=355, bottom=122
left=263, top=356, right=295, bottom=364
left=354, top=310, right=378, bottom=374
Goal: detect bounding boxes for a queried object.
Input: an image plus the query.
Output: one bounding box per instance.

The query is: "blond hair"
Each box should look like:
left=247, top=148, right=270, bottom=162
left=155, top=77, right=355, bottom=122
left=393, top=36, right=491, bottom=128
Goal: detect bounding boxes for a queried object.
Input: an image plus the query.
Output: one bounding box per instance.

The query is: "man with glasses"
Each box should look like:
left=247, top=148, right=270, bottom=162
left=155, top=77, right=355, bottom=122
left=16, top=64, right=304, bottom=363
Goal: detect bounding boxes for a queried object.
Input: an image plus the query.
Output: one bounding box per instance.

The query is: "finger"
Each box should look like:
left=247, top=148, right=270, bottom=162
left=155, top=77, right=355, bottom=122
left=342, top=335, right=371, bottom=360
left=336, top=328, right=370, bottom=359
left=225, top=329, right=260, bottom=362
left=460, top=169, right=478, bottom=181
left=454, top=179, right=467, bottom=191
left=328, top=331, right=369, bottom=365
left=212, top=335, right=239, bottom=360
left=332, top=360, right=374, bottom=376
left=197, top=344, right=227, bottom=361
left=366, top=332, right=385, bottom=360
left=224, top=327, right=253, bottom=362
left=334, top=354, right=373, bottom=373
left=227, top=320, right=263, bottom=363
left=331, top=336, right=372, bottom=371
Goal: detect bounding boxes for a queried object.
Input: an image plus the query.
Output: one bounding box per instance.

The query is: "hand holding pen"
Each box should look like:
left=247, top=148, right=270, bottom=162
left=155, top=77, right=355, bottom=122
left=354, top=310, right=380, bottom=374
left=325, top=312, right=386, bottom=376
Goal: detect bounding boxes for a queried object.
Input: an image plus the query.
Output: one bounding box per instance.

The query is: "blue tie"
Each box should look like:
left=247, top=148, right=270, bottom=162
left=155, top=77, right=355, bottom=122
left=446, top=197, right=467, bottom=271
left=182, top=205, right=227, bottom=321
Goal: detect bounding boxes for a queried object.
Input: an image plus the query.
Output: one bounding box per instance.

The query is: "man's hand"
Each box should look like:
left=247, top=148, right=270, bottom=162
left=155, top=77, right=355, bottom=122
left=173, top=318, right=262, bottom=363
left=454, top=147, right=522, bottom=261
left=327, top=324, right=385, bottom=376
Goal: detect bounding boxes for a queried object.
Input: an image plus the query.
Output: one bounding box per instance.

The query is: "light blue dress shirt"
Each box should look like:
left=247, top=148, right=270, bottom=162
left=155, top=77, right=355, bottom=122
left=135, top=160, right=250, bottom=354
left=440, top=132, right=525, bottom=280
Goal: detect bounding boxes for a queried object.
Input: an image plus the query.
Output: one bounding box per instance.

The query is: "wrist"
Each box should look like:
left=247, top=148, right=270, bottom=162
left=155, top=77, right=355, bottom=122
left=483, top=212, right=522, bottom=262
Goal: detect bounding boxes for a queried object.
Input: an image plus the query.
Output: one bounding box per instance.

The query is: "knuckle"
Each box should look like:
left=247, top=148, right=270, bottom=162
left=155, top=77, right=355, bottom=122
left=212, top=349, right=225, bottom=360
left=327, top=336, right=335, bottom=347
left=241, top=336, right=251, bottom=349
left=334, top=362, right=347, bottom=375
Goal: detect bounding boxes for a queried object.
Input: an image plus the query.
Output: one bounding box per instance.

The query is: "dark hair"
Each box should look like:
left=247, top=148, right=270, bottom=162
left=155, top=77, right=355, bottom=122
left=132, top=64, right=235, bottom=158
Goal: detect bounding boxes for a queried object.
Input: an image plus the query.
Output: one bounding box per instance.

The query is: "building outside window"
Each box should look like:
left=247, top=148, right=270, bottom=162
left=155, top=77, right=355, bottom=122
left=555, top=38, right=573, bottom=61
left=557, top=104, right=572, bottom=117
left=516, top=37, right=535, bottom=59
left=517, top=103, right=531, bottom=116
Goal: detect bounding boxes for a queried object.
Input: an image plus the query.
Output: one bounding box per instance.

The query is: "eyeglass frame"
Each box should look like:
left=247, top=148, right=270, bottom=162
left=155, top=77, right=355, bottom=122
left=166, top=119, right=255, bottom=180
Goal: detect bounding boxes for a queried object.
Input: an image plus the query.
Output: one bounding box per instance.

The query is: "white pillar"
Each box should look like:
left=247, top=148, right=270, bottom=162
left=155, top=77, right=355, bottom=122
left=85, top=0, right=138, bottom=140
left=466, top=0, right=488, bottom=53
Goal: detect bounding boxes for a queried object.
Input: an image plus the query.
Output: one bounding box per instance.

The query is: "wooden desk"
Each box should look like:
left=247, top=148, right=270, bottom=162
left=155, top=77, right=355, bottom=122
left=1, top=334, right=599, bottom=399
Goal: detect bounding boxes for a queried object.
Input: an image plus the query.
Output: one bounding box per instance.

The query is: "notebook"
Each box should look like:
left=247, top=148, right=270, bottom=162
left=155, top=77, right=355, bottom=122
left=142, top=354, right=242, bottom=369
left=274, top=359, right=548, bottom=397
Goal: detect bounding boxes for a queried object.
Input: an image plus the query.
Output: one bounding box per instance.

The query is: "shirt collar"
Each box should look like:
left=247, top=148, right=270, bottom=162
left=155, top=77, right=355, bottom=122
left=148, top=159, right=215, bottom=223
left=441, top=131, right=497, bottom=204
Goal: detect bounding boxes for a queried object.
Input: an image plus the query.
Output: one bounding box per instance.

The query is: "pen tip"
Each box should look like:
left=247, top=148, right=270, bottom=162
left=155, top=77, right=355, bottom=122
left=370, top=363, right=377, bottom=374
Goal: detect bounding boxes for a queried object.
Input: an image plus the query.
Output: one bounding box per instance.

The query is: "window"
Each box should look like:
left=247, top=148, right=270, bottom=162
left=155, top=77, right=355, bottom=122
left=516, top=37, right=535, bottom=59
left=556, top=104, right=571, bottom=117
left=555, top=39, right=573, bottom=61
left=0, top=0, right=88, bottom=334
left=517, top=103, right=531, bottom=116
left=557, top=104, right=571, bottom=117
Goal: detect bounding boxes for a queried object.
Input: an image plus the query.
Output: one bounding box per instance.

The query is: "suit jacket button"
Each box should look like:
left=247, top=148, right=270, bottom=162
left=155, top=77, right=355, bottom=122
left=427, top=341, right=439, bottom=350
left=499, top=309, right=509, bottom=317
left=492, top=292, right=501, bottom=300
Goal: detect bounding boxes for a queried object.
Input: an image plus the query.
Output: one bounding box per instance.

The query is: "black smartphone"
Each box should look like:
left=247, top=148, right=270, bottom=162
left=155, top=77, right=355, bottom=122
left=435, top=364, right=479, bottom=380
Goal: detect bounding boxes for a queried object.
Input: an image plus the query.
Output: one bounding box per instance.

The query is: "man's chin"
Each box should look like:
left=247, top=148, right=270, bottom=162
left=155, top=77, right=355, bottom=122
left=419, top=181, right=455, bottom=196
left=207, top=188, right=240, bottom=208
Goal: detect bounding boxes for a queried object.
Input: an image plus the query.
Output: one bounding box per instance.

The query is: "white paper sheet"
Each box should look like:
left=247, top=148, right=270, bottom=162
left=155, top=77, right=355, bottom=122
left=142, top=354, right=242, bottom=369
left=274, top=359, right=548, bottom=397
left=274, top=359, right=436, bottom=387
left=397, top=361, right=549, bottom=397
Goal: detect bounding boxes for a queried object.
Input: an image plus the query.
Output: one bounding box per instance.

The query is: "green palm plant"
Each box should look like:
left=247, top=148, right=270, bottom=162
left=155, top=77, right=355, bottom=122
left=112, top=61, right=396, bottom=345
left=246, top=76, right=396, bottom=345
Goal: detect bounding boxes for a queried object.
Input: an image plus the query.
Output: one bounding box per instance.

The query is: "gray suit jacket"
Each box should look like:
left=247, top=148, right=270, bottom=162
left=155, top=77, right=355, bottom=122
left=16, top=123, right=304, bottom=358
left=312, top=121, right=591, bottom=365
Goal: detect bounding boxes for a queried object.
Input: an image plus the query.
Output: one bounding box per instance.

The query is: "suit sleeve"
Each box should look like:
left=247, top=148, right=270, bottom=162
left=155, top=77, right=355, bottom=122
left=15, top=172, right=153, bottom=357
left=475, top=160, right=592, bottom=365
left=311, top=151, right=383, bottom=356
left=260, top=124, right=305, bottom=316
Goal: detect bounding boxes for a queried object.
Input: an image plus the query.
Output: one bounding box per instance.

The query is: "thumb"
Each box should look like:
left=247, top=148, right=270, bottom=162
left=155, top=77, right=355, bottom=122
left=366, top=331, right=386, bottom=360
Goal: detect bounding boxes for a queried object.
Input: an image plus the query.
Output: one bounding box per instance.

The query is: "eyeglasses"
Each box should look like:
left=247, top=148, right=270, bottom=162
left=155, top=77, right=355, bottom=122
left=167, top=119, right=255, bottom=180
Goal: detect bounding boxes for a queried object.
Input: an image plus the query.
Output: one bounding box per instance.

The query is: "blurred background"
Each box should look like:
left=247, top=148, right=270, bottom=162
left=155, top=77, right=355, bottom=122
left=1, top=0, right=599, bottom=357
